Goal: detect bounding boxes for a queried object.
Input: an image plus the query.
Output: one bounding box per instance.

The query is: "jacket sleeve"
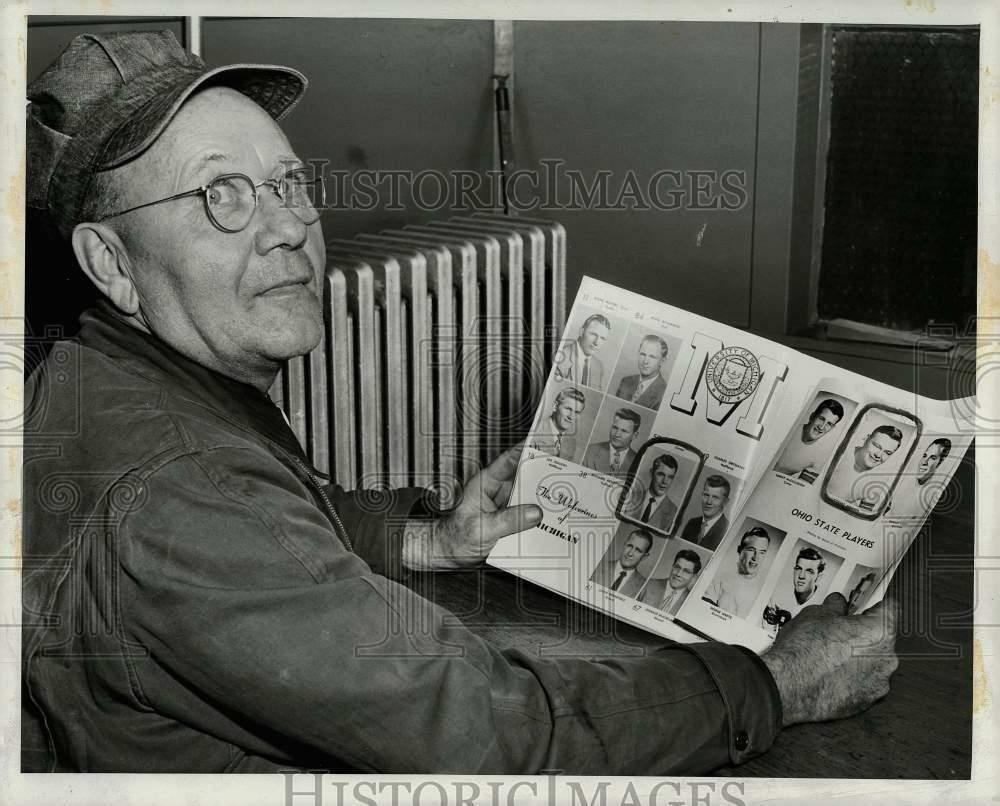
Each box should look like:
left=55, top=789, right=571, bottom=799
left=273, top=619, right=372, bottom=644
left=322, top=481, right=431, bottom=580
left=118, top=446, right=782, bottom=774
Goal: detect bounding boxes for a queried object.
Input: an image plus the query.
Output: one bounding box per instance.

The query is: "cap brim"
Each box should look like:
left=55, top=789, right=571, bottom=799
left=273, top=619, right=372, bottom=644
left=98, top=63, right=307, bottom=170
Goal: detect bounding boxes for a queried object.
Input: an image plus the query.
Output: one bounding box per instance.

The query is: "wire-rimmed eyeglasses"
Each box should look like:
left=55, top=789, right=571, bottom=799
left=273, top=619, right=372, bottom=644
left=96, top=168, right=326, bottom=233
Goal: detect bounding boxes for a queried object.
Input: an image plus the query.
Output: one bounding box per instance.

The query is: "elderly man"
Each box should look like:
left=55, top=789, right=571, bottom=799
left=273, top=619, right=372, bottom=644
left=554, top=313, right=611, bottom=389
left=773, top=398, right=845, bottom=481
left=23, top=31, right=898, bottom=774
left=614, top=334, right=670, bottom=409
left=582, top=408, right=641, bottom=477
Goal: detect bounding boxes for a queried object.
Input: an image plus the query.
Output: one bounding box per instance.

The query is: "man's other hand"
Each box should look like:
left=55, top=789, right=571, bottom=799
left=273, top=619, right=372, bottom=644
left=760, top=593, right=899, bottom=726
left=402, top=444, right=542, bottom=571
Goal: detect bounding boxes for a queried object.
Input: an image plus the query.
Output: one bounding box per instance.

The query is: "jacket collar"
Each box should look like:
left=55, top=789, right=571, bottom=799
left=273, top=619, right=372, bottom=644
left=76, top=302, right=309, bottom=462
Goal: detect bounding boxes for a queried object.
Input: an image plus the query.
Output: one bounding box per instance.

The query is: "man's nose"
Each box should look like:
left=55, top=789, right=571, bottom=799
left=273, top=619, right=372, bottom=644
left=254, top=188, right=309, bottom=254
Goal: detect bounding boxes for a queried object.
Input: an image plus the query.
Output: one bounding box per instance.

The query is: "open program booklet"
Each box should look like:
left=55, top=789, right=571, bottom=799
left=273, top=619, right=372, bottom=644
left=489, top=277, right=973, bottom=653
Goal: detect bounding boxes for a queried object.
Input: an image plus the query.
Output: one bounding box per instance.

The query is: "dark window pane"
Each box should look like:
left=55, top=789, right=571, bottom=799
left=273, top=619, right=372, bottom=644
left=818, top=27, right=978, bottom=332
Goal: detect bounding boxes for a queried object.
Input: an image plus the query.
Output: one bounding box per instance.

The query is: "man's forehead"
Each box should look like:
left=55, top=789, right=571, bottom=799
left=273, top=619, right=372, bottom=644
left=158, top=88, right=298, bottom=177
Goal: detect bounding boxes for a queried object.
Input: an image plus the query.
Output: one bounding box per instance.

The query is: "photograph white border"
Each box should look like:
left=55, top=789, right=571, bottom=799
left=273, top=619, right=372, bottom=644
left=2, top=1, right=996, bottom=804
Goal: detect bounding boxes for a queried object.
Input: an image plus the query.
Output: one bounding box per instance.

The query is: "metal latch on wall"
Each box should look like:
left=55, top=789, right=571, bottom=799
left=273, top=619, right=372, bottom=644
left=493, top=20, right=515, bottom=214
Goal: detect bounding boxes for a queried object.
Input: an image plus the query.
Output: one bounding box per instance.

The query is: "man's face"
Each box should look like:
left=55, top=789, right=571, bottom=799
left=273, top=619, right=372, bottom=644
left=701, top=483, right=728, bottom=519
left=620, top=534, right=651, bottom=569
left=636, top=340, right=666, bottom=379
left=805, top=407, right=841, bottom=443
left=852, top=577, right=873, bottom=603
left=608, top=416, right=636, bottom=450
left=553, top=398, right=584, bottom=432
left=649, top=464, right=676, bottom=497
left=578, top=320, right=609, bottom=357
left=111, top=88, right=325, bottom=383
left=917, top=444, right=945, bottom=481
left=737, top=536, right=768, bottom=577
left=668, top=558, right=698, bottom=590
left=792, top=557, right=823, bottom=597
left=859, top=431, right=901, bottom=470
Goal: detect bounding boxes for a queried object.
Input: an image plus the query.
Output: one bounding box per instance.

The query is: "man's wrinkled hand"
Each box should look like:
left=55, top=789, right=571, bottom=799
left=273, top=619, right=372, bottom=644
left=402, top=443, right=542, bottom=571
left=760, top=593, right=899, bottom=726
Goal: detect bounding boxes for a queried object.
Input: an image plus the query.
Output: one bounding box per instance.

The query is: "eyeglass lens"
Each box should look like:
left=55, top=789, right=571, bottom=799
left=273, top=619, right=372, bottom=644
left=205, top=172, right=325, bottom=232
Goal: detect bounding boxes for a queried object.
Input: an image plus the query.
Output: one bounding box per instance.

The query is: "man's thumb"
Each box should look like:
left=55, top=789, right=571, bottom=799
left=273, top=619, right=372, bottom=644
left=481, top=504, right=542, bottom=543
left=822, top=592, right=848, bottom=615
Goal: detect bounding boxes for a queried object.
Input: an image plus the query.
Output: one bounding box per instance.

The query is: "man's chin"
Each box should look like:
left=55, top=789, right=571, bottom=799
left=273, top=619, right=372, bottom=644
left=256, top=311, right=324, bottom=362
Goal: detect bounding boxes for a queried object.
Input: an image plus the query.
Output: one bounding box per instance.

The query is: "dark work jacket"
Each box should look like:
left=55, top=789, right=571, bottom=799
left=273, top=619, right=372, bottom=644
left=22, top=304, right=781, bottom=773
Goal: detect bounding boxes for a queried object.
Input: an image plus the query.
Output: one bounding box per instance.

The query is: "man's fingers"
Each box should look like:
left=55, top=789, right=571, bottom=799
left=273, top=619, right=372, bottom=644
left=493, top=479, right=515, bottom=506
left=859, top=596, right=899, bottom=643
left=862, top=595, right=899, bottom=626
left=481, top=504, right=542, bottom=542
left=822, top=592, right=848, bottom=615
left=491, top=443, right=526, bottom=476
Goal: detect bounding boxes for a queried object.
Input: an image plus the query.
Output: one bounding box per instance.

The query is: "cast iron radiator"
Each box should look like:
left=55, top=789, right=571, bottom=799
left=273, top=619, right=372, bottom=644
left=269, top=214, right=567, bottom=496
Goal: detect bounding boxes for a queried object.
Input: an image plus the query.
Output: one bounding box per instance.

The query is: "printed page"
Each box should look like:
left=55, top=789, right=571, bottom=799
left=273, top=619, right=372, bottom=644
left=677, top=381, right=973, bottom=652
left=491, top=276, right=973, bottom=649
left=489, top=276, right=832, bottom=641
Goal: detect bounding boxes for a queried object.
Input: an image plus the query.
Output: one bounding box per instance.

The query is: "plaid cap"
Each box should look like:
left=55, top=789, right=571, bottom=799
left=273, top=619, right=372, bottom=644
left=27, top=30, right=307, bottom=238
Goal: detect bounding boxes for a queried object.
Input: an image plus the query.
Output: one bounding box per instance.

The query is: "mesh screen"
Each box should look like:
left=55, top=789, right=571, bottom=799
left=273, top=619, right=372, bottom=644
left=818, top=27, right=978, bottom=332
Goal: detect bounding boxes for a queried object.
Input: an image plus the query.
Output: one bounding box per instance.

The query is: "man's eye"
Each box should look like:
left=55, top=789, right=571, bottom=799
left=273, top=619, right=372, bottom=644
left=282, top=169, right=316, bottom=205
left=207, top=178, right=242, bottom=207
left=282, top=169, right=312, bottom=192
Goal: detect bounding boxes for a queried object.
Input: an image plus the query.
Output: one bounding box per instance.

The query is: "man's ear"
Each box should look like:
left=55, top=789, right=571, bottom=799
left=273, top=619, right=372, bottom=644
left=71, top=222, right=140, bottom=315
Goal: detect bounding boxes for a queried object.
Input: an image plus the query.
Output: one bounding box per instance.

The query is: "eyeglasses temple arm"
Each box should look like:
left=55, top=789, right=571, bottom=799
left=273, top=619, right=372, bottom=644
left=96, top=188, right=206, bottom=223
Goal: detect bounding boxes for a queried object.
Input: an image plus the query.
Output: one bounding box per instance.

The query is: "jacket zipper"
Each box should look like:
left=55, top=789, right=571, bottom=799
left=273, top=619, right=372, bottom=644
left=290, top=455, right=355, bottom=553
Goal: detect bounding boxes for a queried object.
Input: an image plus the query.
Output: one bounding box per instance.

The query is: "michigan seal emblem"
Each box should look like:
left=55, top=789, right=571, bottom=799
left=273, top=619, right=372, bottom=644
left=705, top=346, right=761, bottom=404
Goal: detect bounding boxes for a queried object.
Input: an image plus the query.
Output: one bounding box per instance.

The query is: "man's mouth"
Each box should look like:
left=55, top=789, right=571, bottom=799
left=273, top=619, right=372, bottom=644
left=261, top=277, right=313, bottom=297
left=270, top=275, right=311, bottom=289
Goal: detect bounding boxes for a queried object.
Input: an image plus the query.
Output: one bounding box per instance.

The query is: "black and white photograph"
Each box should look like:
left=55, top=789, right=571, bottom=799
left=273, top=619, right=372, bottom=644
left=607, top=327, right=683, bottom=412
left=551, top=306, right=627, bottom=393
left=526, top=380, right=601, bottom=463
left=636, top=543, right=711, bottom=615
left=760, top=539, right=845, bottom=633
left=772, top=390, right=857, bottom=483
left=588, top=522, right=664, bottom=600
left=617, top=438, right=705, bottom=537
left=580, top=398, right=654, bottom=479
left=675, top=466, right=743, bottom=551
left=822, top=404, right=921, bottom=518
left=701, top=517, right=788, bottom=620
left=885, top=435, right=955, bottom=521
left=844, top=564, right=881, bottom=615
left=7, top=3, right=988, bottom=797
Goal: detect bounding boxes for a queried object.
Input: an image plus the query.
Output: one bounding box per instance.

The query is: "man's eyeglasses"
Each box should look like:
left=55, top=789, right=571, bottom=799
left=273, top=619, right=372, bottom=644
left=96, top=168, right=326, bottom=233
